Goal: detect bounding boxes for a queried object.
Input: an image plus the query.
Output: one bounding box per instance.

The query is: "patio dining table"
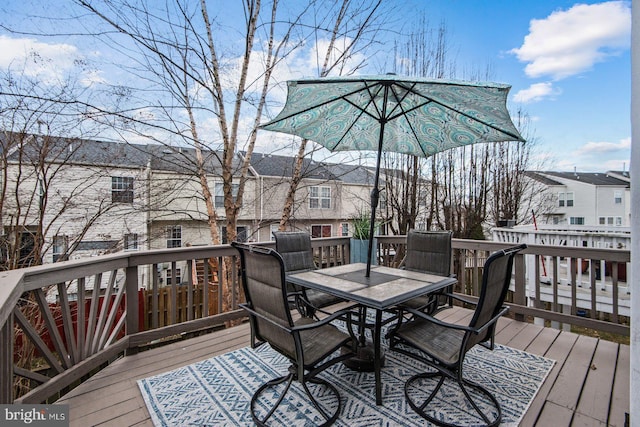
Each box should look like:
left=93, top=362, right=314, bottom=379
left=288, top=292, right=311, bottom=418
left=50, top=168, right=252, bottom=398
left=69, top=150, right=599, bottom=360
left=286, top=262, right=457, bottom=405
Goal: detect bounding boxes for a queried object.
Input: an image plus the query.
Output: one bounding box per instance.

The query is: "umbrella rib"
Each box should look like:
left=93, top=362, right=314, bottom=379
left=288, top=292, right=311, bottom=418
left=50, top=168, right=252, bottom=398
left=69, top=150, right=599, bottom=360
left=329, top=82, right=380, bottom=151
left=406, top=86, right=524, bottom=141
left=327, top=103, right=371, bottom=151
left=259, top=85, right=373, bottom=128
left=387, top=83, right=433, bottom=158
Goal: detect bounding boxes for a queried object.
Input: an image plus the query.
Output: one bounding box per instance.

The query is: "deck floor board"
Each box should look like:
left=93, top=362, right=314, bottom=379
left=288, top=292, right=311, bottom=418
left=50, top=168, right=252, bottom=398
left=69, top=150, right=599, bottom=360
left=576, top=339, right=619, bottom=424
left=55, top=307, right=629, bottom=427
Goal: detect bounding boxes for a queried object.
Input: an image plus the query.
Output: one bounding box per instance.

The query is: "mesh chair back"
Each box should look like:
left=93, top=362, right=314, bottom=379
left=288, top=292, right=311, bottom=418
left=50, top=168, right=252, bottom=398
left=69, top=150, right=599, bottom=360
left=274, top=231, right=315, bottom=272
left=233, top=243, right=297, bottom=359
left=404, top=230, right=452, bottom=276
left=466, top=245, right=525, bottom=351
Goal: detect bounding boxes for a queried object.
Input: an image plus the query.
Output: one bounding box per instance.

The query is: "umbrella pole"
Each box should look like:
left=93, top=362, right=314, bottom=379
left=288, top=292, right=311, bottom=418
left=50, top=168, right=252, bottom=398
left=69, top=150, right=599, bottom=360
left=366, top=122, right=387, bottom=277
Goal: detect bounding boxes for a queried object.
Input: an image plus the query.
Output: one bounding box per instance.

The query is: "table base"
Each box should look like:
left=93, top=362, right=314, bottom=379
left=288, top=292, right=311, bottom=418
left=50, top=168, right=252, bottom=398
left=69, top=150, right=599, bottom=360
left=341, top=345, right=385, bottom=372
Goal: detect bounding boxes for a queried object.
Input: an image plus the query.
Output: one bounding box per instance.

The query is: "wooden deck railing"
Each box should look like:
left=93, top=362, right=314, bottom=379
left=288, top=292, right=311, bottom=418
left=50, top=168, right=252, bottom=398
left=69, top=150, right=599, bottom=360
left=0, top=236, right=629, bottom=404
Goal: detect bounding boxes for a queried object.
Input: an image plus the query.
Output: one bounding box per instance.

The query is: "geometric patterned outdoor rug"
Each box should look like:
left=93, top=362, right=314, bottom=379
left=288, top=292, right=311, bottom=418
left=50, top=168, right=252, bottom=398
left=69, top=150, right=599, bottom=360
left=138, top=342, right=554, bottom=426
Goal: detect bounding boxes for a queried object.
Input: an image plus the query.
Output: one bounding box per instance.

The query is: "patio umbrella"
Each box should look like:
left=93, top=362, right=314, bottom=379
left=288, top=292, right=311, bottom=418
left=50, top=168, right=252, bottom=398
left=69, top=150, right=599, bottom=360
left=260, top=74, right=525, bottom=277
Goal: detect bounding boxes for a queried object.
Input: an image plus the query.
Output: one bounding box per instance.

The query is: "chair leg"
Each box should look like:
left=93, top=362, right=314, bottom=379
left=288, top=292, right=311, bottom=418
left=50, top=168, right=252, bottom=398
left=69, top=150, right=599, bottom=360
left=404, top=371, right=502, bottom=427
left=251, top=371, right=342, bottom=427
left=458, top=378, right=501, bottom=427
left=251, top=373, right=294, bottom=427
left=302, top=377, right=342, bottom=426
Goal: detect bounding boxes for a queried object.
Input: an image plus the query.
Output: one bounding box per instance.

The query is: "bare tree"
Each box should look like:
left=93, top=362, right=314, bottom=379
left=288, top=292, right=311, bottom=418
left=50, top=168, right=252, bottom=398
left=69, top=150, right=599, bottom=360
left=489, top=108, right=552, bottom=226
left=380, top=18, right=452, bottom=237
left=0, top=68, right=119, bottom=269
left=274, top=0, right=385, bottom=230
left=72, top=0, right=390, bottom=311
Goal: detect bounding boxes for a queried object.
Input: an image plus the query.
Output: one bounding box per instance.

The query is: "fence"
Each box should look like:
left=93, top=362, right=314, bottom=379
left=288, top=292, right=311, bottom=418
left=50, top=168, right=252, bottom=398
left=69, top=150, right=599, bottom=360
left=0, top=236, right=630, bottom=404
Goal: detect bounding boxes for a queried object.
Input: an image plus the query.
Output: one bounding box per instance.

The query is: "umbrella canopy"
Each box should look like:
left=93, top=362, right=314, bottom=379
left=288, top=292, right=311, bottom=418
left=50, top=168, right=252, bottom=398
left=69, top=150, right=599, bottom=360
left=260, top=74, right=525, bottom=276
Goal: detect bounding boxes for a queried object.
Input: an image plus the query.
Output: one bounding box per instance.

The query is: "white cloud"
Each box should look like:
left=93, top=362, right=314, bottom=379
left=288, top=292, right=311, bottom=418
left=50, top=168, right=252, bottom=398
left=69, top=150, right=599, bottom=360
left=0, top=35, right=100, bottom=86
left=512, top=82, right=560, bottom=103
left=601, top=158, right=631, bottom=171
left=576, top=137, right=631, bottom=155
left=510, top=1, right=631, bottom=80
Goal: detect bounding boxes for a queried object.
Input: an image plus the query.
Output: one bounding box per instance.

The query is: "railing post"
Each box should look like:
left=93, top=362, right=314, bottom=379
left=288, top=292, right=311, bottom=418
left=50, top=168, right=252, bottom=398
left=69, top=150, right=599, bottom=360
left=0, top=313, right=14, bottom=403
left=125, top=265, right=139, bottom=354
left=513, top=253, right=526, bottom=322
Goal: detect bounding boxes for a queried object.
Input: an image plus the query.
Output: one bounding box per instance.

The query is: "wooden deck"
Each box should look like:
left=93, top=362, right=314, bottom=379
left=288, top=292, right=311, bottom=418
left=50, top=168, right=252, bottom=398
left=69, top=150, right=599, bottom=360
left=56, top=306, right=630, bottom=427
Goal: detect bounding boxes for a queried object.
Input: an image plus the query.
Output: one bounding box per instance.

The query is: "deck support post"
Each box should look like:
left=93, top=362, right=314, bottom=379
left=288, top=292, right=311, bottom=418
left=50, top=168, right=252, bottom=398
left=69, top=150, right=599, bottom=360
left=0, top=313, right=14, bottom=403
left=125, top=265, right=139, bottom=356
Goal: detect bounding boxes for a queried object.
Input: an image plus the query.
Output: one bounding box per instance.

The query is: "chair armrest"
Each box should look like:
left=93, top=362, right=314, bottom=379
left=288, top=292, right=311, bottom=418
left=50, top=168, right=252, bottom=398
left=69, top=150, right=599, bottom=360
left=402, top=307, right=475, bottom=333
left=447, top=293, right=478, bottom=306
left=240, top=302, right=361, bottom=344
left=293, top=305, right=361, bottom=343
left=473, top=306, right=510, bottom=335
left=240, top=303, right=293, bottom=333
left=402, top=304, right=509, bottom=335
left=292, top=304, right=360, bottom=331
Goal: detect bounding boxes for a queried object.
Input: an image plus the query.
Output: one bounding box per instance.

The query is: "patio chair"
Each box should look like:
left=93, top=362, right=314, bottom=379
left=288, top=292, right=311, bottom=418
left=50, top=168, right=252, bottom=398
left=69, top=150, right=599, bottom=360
left=232, top=242, right=357, bottom=427
left=274, top=231, right=343, bottom=317
left=388, top=243, right=527, bottom=427
left=400, top=230, right=454, bottom=314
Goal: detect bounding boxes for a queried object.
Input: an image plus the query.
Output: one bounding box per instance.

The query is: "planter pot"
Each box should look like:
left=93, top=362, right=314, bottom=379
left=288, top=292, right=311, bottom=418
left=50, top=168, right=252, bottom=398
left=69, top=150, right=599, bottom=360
left=350, top=238, right=377, bottom=265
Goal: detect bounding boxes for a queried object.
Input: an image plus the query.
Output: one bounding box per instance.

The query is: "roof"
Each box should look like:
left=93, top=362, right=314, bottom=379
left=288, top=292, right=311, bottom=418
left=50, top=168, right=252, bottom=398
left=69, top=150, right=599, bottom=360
left=322, top=163, right=376, bottom=185
left=2, top=131, right=236, bottom=174
left=244, top=151, right=337, bottom=180
left=527, top=171, right=630, bottom=187
left=3, top=132, right=408, bottom=186
left=243, top=151, right=376, bottom=185
left=605, top=170, right=631, bottom=182
left=525, top=171, right=563, bottom=186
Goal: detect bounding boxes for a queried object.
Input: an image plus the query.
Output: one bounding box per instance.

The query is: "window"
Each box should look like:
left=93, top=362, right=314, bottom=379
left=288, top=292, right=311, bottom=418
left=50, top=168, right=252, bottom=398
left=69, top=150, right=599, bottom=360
left=379, top=193, right=387, bottom=210
left=569, top=217, right=584, bottom=225
left=215, top=182, right=239, bottom=207
left=166, top=268, right=181, bottom=285
left=310, top=186, right=331, bottom=209
left=557, top=192, right=574, bottom=207
left=112, top=177, right=134, bottom=203
left=53, top=235, right=68, bottom=262
left=221, top=226, right=248, bottom=244
left=614, top=191, right=622, bottom=204
left=311, top=224, right=332, bottom=238
left=599, top=216, right=623, bottom=227
left=124, top=233, right=138, bottom=251
left=166, top=225, right=182, bottom=248
left=341, top=223, right=349, bottom=236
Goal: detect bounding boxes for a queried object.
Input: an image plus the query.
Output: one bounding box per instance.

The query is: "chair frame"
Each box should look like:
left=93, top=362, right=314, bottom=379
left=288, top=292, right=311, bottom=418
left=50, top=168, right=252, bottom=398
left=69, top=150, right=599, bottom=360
left=232, top=242, right=357, bottom=426
left=400, top=229, right=454, bottom=314
left=389, top=244, right=527, bottom=427
left=273, top=230, right=342, bottom=318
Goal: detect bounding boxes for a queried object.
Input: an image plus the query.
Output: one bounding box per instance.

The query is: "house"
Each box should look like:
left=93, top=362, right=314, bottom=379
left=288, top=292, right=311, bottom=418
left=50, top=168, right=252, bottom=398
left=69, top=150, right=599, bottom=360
left=525, top=171, right=631, bottom=227
left=1, top=133, right=149, bottom=267
left=240, top=151, right=377, bottom=241
left=1, top=132, right=385, bottom=270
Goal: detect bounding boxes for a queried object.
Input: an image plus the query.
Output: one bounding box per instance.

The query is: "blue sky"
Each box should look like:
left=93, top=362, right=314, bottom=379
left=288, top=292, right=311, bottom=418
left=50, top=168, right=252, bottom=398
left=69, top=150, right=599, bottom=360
left=0, top=0, right=631, bottom=173
left=403, top=0, right=631, bottom=172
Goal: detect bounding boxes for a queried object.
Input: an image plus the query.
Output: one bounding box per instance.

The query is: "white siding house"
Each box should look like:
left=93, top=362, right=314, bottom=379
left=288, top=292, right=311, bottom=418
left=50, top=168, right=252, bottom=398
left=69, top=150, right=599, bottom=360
left=526, top=171, right=631, bottom=227
left=2, top=134, right=384, bottom=269
left=242, top=152, right=376, bottom=241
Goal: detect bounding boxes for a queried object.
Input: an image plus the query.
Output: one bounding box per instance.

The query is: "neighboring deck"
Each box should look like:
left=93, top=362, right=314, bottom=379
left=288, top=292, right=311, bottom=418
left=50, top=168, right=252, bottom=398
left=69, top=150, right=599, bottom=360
left=57, top=307, right=630, bottom=427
